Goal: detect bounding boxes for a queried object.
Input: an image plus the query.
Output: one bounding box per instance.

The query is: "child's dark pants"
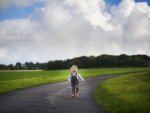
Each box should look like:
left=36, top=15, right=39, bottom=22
left=71, top=74, right=79, bottom=95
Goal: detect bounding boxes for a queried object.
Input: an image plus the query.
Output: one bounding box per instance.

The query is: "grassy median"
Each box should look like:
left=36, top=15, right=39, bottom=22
left=94, top=72, right=150, bottom=113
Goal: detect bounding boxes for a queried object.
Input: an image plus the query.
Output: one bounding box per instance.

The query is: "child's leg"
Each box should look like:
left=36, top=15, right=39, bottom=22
left=72, top=86, right=75, bottom=96
left=75, top=85, right=79, bottom=96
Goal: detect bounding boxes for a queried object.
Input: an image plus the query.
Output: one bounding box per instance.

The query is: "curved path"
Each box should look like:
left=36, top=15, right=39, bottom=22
left=0, top=75, right=122, bottom=113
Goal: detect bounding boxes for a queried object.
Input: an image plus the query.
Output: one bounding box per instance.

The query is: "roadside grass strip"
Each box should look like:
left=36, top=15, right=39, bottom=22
left=0, top=67, right=148, bottom=94
left=94, top=72, right=150, bottom=113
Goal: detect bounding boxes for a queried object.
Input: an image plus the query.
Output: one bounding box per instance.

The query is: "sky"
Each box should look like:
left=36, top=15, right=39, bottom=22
left=0, top=0, right=150, bottom=65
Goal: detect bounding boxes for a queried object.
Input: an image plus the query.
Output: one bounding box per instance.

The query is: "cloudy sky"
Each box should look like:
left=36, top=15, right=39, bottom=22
left=0, top=0, right=150, bottom=65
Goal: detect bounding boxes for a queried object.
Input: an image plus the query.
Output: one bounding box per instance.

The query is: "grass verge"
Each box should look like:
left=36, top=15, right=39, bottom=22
left=94, top=72, right=150, bottom=113
left=0, top=67, right=148, bottom=94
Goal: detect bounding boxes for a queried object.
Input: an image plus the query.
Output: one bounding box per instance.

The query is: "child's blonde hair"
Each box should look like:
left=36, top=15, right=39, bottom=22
left=70, top=65, right=78, bottom=70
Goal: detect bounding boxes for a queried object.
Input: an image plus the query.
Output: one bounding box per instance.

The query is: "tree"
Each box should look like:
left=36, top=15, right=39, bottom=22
left=118, top=54, right=129, bottom=67
left=15, top=62, right=21, bottom=70
left=14, top=66, right=19, bottom=70
left=10, top=54, right=149, bottom=70
left=133, top=57, right=147, bottom=67
left=7, top=64, right=13, bottom=70
left=47, top=60, right=64, bottom=70
left=110, top=56, right=118, bottom=67
left=87, top=56, right=96, bottom=68
left=71, top=58, right=82, bottom=68
left=96, top=54, right=111, bottom=67
left=21, top=65, right=28, bottom=70
left=28, top=62, right=34, bottom=70
left=0, top=64, right=7, bottom=70
left=78, top=56, right=89, bottom=68
left=119, top=60, right=126, bottom=67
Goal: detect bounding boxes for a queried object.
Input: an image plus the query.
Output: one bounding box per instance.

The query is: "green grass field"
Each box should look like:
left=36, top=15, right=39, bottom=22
left=94, top=72, right=150, bottom=113
left=0, top=67, right=148, bottom=94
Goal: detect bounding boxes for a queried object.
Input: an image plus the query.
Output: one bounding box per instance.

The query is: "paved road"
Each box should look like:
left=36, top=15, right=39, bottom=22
left=0, top=75, right=121, bottom=113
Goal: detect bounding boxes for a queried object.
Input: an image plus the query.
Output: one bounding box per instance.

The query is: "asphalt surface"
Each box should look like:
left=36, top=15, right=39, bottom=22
left=0, top=75, right=121, bottom=113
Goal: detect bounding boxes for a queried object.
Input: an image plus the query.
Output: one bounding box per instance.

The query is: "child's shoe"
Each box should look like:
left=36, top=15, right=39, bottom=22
left=72, top=91, right=75, bottom=97
left=75, top=93, right=78, bottom=96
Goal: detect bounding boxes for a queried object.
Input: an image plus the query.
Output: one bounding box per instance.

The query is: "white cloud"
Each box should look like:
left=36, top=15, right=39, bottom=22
left=65, top=0, right=114, bottom=31
left=0, top=0, right=150, bottom=65
left=0, top=48, right=7, bottom=58
left=133, top=2, right=150, bottom=17
left=121, top=1, right=150, bottom=54
left=111, top=0, right=136, bottom=25
left=0, top=0, right=46, bottom=9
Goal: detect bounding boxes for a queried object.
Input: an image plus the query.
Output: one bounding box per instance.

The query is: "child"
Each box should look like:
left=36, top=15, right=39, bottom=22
left=68, top=65, right=84, bottom=97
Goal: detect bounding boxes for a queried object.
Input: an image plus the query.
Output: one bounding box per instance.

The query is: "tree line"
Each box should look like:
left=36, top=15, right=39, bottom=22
left=0, top=54, right=149, bottom=70
left=0, top=62, right=47, bottom=70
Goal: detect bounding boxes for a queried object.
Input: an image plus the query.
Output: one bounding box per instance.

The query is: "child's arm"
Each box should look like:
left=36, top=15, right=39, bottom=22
left=78, top=74, right=84, bottom=82
left=68, top=74, right=71, bottom=82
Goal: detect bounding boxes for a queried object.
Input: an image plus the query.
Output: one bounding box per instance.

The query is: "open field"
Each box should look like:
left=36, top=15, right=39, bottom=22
left=0, top=67, right=148, bottom=94
left=94, top=72, right=150, bottom=113
left=0, top=70, right=43, bottom=72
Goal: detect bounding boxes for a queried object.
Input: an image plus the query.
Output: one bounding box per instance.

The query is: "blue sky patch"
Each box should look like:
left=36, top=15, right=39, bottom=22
left=0, top=2, right=45, bottom=21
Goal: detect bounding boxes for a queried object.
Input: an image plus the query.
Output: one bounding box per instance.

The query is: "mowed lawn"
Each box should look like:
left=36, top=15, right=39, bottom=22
left=0, top=67, right=148, bottom=94
left=94, top=72, right=150, bottom=113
